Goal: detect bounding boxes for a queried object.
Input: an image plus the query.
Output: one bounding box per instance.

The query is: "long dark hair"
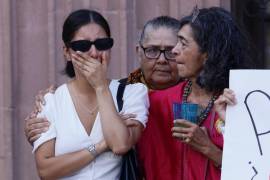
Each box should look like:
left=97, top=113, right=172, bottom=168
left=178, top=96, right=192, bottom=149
left=179, top=7, right=254, bottom=93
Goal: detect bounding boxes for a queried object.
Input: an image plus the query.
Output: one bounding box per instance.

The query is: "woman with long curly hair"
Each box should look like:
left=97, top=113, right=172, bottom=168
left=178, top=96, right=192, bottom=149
left=145, top=7, right=254, bottom=180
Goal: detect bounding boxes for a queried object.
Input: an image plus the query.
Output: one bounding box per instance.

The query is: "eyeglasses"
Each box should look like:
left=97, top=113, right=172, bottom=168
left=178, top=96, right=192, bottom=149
left=69, top=38, right=114, bottom=52
left=140, top=44, right=176, bottom=61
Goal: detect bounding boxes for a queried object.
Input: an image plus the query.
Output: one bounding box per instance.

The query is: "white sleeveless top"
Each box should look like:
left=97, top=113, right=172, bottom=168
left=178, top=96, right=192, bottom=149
left=33, top=79, right=149, bottom=180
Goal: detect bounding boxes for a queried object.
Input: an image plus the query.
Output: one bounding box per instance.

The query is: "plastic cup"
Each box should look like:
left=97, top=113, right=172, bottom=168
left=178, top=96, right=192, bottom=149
left=173, top=102, right=199, bottom=126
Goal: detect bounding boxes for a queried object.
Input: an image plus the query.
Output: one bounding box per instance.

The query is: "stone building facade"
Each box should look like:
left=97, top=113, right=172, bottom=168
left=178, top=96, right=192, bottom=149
left=0, top=0, right=229, bottom=179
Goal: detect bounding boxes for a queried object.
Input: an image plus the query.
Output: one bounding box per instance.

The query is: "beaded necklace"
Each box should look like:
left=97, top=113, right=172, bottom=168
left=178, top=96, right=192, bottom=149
left=182, top=80, right=218, bottom=125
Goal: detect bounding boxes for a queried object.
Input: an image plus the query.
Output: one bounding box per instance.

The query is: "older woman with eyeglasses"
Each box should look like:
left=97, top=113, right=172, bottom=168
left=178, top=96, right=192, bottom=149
left=31, top=9, right=149, bottom=180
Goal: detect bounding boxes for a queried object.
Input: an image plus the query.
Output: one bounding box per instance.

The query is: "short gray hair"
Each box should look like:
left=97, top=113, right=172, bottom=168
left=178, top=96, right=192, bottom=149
left=139, top=16, right=180, bottom=44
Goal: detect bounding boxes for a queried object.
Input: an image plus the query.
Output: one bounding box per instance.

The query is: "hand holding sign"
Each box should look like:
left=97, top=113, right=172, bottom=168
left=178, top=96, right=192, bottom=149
left=221, top=70, right=270, bottom=180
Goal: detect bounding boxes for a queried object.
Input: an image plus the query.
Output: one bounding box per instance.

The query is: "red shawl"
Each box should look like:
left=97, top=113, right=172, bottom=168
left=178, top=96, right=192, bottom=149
left=137, top=81, right=223, bottom=180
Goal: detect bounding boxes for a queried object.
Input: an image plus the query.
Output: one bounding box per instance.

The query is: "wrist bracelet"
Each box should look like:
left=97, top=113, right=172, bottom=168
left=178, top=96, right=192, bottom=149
left=87, top=144, right=98, bottom=158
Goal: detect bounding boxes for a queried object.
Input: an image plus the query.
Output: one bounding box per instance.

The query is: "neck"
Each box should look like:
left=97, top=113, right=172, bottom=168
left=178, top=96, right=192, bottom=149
left=71, top=75, right=95, bottom=96
left=151, top=81, right=178, bottom=90
left=144, top=78, right=180, bottom=90
left=190, top=78, right=205, bottom=95
left=188, top=78, right=213, bottom=107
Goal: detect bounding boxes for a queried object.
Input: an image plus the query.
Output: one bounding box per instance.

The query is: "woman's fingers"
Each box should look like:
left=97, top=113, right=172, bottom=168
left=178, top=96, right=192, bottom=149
left=73, top=51, right=98, bottom=67
left=72, top=53, right=98, bottom=76
left=29, top=134, right=41, bottom=144
left=214, top=89, right=236, bottom=119
left=173, top=119, right=195, bottom=128
left=216, top=94, right=232, bottom=105
left=72, top=58, right=95, bottom=79
left=172, top=132, right=184, bottom=139
left=25, top=117, right=50, bottom=144
left=172, top=120, right=194, bottom=143
left=34, top=90, right=47, bottom=112
left=172, top=120, right=207, bottom=145
left=119, top=113, right=137, bottom=120
left=72, top=51, right=103, bottom=72
left=48, top=85, right=57, bottom=93
left=36, top=90, right=45, bottom=105
left=72, top=60, right=89, bottom=74
left=76, top=51, right=100, bottom=64
left=223, top=88, right=235, bottom=95
left=71, top=52, right=108, bottom=89
left=100, top=52, right=108, bottom=67
left=29, top=121, right=50, bottom=131
left=172, top=132, right=191, bottom=143
left=28, top=127, right=49, bottom=140
left=217, top=95, right=233, bottom=106
left=34, top=96, right=43, bottom=112
left=123, top=119, right=140, bottom=127
left=71, top=54, right=89, bottom=71
left=119, top=113, right=138, bottom=127
left=25, top=118, right=50, bottom=134
left=171, top=126, right=190, bottom=133
left=172, top=130, right=191, bottom=142
left=184, top=137, right=191, bottom=143
left=223, top=88, right=237, bottom=105
left=200, top=126, right=208, bottom=136
left=25, top=111, right=36, bottom=121
left=27, top=117, right=49, bottom=125
left=75, top=51, right=108, bottom=71
left=33, top=86, right=56, bottom=113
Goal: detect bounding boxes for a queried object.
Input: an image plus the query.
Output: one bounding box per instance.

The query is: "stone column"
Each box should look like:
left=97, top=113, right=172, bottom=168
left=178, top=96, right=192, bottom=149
left=0, top=0, right=13, bottom=179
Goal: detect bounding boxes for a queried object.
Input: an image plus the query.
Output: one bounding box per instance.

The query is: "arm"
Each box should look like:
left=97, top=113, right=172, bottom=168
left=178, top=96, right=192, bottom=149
left=35, top=139, right=107, bottom=180
left=32, top=87, right=108, bottom=179
left=24, top=86, right=56, bottom=144
left=72, top=52, right=148, bottom=155
left=96, top=86, right=144, bottom=154
left=172, top=120, right=222, bottom=166
left=34, top=101, right=139, bottom=179
left=25, top=117, right=50, bottom=144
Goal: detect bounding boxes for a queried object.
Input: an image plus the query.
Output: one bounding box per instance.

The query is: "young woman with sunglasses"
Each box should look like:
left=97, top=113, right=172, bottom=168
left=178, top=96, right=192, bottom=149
left=32, top=9, right=149, bottom=180
left=25, top=15, right=181, bottom=179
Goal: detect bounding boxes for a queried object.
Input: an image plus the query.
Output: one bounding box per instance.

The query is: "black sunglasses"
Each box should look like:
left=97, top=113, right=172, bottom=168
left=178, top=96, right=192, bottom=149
left=69, top=38, right=114, bottom=52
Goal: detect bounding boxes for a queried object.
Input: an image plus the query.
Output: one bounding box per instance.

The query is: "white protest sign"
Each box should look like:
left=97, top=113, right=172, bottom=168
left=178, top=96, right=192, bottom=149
left=221, top=70, right=270, bottom=180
